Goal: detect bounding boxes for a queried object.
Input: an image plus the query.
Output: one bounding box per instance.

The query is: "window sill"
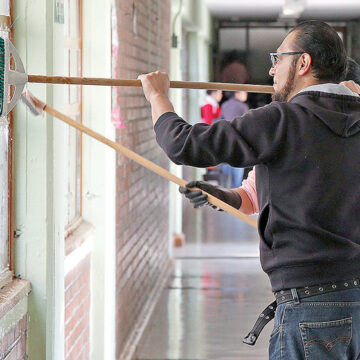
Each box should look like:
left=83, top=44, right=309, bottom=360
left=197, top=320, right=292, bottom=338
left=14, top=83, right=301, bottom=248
left=0, top=279, right=31, bottom=320
left=65, top=218, right=95, bottom=256
left=0, top=269, right=13, bottom=291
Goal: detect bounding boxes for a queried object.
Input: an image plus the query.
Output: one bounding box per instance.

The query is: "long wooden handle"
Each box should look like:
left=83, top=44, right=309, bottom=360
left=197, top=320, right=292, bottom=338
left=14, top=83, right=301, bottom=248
left=44, top=105, right=258, bottom=228
left=28, top=75, right=274, bottom=94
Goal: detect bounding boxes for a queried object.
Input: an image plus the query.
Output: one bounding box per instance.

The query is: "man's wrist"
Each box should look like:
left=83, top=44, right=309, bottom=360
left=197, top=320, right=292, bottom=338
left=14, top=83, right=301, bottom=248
left=149, top=93, right=171, bottom=105
left=150, top=93, right=175, bottom=125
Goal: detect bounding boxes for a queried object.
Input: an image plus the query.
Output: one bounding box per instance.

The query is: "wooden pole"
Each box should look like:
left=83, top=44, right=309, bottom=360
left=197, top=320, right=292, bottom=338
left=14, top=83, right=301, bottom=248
left=28, top=75, right=274, bottom=94
left=44, top=105, right=258, bottom=229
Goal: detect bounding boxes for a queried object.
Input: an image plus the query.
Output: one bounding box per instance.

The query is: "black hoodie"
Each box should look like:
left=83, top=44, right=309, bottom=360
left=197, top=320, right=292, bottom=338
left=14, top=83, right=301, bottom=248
left=154, top=84, right=360, bottom=292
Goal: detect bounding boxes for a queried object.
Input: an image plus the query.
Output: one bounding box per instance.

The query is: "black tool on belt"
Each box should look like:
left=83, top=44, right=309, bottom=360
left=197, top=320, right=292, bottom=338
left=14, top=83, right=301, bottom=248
left=243, top=277, right=360, bottom=346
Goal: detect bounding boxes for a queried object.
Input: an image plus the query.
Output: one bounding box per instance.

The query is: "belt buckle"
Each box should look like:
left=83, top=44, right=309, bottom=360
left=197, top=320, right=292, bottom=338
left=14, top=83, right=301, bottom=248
left=243, top=333, right=257, bottom=346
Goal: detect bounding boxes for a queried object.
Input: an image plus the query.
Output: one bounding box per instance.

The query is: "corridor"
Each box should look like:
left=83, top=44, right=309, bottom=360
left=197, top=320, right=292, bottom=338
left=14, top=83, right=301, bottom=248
left=135, top=204, right=274, bottom=360
left=4, top=1, right=360, bottom=359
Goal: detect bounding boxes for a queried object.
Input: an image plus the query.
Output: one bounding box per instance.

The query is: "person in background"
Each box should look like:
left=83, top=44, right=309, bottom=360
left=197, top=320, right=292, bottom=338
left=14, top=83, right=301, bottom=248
left=220, top=91, right=249, bottom=187
left=201, top=89, right=222, bottom=125
left=201, top=89, right=223, bottom=181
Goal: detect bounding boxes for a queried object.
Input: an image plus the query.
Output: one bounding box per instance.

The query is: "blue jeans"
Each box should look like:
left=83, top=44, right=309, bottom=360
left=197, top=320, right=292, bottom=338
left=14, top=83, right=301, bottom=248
left=221, top=164, right=244, bottom=188
left=269, top=288, right=360, bottom=360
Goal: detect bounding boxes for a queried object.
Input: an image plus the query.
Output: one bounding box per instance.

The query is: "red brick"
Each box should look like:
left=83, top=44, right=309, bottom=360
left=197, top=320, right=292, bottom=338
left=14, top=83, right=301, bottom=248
left=65, top=255, right=90, bottom=291
left=114, top=0, right=170, bottom=357
left=0, top=329, right=15, bottom=357
left=65, top=314, right=89, bottom=354
left=65, top=285, right=90, bottom=332
left=2, top=329, right=27, bottom=360
left=65, top=271, right=90, bottom=306
left=65, top=289, right=90, bottom=327
left=66, top=326, right=89, bottom=360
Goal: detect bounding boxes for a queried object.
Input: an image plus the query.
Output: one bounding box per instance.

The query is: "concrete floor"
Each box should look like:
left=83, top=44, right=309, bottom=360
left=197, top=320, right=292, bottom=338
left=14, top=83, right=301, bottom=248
left=135, top=204, right=274, bottom=360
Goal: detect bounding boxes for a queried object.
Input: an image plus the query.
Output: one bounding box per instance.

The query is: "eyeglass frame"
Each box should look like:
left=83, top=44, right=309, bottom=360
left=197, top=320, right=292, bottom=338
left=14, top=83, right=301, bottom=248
left=269, top=51, right=305, bottom=68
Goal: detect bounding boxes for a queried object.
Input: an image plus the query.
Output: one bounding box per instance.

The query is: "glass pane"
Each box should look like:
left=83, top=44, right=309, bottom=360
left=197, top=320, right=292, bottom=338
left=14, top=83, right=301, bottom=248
left=64, top=48, right=70, bottom=102
left=64, top=0, right=70, bottom=37
left=69, top=50, right=80, bottom=102
left=64, top=0, right=82, bottom=225
left=0, top=120, right=9, bottom=270
left=67, top=125, right=77, bottom=222
left=70, top=0, right=80, bottom=38
left=65, top=114, right=81, bottom=223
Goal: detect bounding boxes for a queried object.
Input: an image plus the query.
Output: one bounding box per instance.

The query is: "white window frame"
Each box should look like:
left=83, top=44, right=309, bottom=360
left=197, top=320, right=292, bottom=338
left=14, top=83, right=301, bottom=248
left=0, top=2, right=15, bottom=287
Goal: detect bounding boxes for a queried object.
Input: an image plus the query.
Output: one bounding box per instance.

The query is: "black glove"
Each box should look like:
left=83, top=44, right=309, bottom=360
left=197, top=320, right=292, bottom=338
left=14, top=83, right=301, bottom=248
left=179, top=181, right=242, bottom=211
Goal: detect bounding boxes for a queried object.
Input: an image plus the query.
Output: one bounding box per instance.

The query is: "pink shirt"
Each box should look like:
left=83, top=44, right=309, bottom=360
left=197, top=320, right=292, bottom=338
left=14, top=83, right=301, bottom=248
left=240, top=167, right=259, bottom=214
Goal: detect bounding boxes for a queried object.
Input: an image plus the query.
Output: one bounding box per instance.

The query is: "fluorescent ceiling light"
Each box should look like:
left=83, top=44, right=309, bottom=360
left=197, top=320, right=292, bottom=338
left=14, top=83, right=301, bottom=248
left=282, top=8, right=297, bottom=16
left=280, top=0, right=305, bottom=18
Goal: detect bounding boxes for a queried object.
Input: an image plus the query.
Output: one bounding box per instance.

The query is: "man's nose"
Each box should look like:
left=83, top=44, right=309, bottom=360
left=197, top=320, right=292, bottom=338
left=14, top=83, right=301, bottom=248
left=269, top=66, right=275, bottom=77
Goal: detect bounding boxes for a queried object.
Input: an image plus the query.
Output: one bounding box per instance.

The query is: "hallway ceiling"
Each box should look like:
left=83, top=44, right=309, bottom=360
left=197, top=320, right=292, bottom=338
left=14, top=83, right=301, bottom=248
left=204, top=0, right=360, bottom=21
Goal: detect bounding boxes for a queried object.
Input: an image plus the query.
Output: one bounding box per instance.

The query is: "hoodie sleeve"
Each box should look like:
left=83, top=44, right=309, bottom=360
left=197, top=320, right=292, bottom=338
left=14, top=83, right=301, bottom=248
left=154, top=104, right=287, bottom=168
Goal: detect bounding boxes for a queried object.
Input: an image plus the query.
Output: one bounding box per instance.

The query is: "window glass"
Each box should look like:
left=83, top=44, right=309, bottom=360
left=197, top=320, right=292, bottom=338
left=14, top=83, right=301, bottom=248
left=64, top=0, right=82, bottom=225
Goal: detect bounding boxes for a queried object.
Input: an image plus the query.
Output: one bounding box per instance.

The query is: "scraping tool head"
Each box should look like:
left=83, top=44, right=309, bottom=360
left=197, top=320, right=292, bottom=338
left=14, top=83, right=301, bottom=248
left=0, top=31, right=28, bottom=117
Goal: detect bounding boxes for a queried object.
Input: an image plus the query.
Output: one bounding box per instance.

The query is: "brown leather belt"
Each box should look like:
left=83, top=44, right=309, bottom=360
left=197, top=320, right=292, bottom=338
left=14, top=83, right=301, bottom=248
left=243, top=277, right=360, bottom=346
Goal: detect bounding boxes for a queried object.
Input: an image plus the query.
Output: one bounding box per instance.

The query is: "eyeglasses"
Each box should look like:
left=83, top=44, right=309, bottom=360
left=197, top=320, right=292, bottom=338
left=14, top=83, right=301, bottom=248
left=269, top=52, right=305, bottom=68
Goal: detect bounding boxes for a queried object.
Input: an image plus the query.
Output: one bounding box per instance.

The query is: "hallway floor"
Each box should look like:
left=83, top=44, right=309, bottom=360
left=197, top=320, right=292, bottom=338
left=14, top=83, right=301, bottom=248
left=135, top=204, right=274, bottom=360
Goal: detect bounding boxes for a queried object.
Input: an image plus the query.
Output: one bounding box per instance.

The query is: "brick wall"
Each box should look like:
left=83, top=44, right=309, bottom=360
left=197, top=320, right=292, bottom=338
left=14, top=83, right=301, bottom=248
left=0, top=314, right=27, bottom=360
left=114, top=0, right=171, bottom=356
left=64, top=238, right=91, bottom=360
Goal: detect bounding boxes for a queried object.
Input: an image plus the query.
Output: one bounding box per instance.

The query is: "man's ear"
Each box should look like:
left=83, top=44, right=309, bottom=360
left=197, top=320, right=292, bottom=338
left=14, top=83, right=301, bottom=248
left=298, top=53, right=312, bottom=76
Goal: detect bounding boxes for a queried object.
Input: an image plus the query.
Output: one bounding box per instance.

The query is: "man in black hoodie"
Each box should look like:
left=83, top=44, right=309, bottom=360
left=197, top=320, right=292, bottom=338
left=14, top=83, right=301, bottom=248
left=138, top=21, right=360, bottom=359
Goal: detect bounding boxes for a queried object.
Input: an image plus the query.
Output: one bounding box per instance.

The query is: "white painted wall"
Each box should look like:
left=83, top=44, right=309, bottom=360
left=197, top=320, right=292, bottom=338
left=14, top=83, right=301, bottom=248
left=168, top=0, right=213, bottom=249
left=13, top=0, right=65, bottom=358
left=13, top=0, right=116, bottom=358
left=82, top=0, right=115, bottom=358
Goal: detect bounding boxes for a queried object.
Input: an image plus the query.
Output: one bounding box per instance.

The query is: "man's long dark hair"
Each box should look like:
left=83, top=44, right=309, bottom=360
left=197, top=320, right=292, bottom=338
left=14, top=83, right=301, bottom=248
left=290, top=21, right=347, bottom=83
